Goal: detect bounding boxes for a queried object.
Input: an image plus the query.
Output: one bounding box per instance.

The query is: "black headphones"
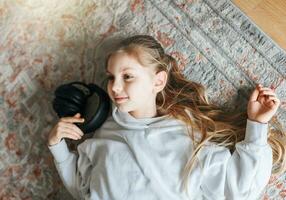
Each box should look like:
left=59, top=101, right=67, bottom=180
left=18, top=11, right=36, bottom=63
left=52, top=81, right=111, bottom=134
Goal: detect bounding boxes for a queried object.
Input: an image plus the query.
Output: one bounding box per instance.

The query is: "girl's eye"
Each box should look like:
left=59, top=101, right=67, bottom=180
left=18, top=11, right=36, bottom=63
left=106, top=74, right=134, bottom=81
left=124, top=74, right=133, bottom=80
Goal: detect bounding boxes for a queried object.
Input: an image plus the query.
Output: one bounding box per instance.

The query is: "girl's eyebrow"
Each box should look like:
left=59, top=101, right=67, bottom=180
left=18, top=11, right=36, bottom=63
left=106, top=67, right=136, bottom=74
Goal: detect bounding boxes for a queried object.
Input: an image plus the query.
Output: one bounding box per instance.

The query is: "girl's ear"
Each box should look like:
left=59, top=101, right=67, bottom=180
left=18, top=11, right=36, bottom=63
left=153, top=70, right=168, bottom=93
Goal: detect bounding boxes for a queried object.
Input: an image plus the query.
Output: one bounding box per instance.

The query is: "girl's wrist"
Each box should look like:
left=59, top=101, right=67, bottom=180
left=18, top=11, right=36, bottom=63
left=247, top=118, right=268, bottom=124
left=48, top=137, right=61, bottom=146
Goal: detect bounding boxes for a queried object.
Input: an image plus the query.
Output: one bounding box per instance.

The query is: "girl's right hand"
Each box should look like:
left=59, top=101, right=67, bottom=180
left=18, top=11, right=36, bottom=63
left=247, top=84, right=280, bottom=123
left=48, top=113, right=85, bottom=146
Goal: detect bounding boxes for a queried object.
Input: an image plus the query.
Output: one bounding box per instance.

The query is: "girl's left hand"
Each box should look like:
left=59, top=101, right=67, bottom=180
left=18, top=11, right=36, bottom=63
left=247, top=84, right=280, bottom=124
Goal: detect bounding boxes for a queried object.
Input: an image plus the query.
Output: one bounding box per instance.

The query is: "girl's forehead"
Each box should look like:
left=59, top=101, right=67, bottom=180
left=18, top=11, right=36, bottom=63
left=107, top=52, right=144, bottom=72
left=107, top=51, right=157, bottom=77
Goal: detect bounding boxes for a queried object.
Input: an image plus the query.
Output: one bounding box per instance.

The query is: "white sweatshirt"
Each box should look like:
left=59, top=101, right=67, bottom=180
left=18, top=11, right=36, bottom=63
left=48, top=104, right=272, bottom=200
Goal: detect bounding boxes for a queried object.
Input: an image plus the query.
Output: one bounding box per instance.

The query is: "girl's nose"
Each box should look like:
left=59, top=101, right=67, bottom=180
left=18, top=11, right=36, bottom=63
left=112, top=81, right=123, bottom=93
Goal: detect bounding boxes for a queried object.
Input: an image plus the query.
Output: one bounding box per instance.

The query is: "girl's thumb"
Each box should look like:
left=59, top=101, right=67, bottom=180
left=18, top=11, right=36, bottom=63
left=74, top=113, right=81, bottom=117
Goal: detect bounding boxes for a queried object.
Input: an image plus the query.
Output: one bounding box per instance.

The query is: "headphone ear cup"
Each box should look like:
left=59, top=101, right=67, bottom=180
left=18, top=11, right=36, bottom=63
left=52, top=97, right=82, bottom=118
left=55, top=84, right=86, bottom=107
left=53, top=82, right=90, bottom=118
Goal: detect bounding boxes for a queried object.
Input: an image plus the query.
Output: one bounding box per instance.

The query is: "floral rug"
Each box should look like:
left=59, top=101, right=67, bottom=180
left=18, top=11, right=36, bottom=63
left=0, top=0, right=285, bottom=199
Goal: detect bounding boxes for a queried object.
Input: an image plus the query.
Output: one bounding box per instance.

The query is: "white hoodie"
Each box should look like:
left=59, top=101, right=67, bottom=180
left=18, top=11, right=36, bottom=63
left=48, top=104, right=272, bottom=200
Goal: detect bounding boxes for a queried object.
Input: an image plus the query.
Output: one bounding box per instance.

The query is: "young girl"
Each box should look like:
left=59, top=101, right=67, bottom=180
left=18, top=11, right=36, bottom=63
left=48, top=35, right=285, bottom=200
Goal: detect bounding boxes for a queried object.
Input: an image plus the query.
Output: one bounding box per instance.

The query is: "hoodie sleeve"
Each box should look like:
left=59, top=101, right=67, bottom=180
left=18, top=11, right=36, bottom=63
left=48, top=139, right=93, bottom=199
left=198, top=119, right=272, bottom=200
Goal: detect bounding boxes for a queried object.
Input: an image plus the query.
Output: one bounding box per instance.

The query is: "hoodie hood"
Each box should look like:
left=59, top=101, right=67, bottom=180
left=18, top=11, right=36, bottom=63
left=112, top=103, right=172, bottom=130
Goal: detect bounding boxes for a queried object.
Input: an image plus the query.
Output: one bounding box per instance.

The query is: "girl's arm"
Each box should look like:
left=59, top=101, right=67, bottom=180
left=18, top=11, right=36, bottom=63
left=198, top=84, right=279, bottom=199
left=225, top=119, right=272, bottom=199
left=198, top=119, right=271, bottom=200
left=48, top=139, right=93, bottom=199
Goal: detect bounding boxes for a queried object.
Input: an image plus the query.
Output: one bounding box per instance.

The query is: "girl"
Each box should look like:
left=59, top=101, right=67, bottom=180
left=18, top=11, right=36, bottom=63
left=48, top=35, right=285, bottom=200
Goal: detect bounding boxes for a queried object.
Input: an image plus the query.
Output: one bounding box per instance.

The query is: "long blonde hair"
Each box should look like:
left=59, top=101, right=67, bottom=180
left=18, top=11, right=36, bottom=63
left=104, top=34, right=286, bottom=193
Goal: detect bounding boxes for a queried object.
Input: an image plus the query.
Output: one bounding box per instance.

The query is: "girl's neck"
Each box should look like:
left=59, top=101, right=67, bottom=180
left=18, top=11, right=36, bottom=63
left=129, top=106, right=158, bottom=119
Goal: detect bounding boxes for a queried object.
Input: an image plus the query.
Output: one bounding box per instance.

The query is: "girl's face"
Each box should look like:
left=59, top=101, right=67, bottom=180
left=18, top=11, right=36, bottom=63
left=106, top=51, right=161, bottom=118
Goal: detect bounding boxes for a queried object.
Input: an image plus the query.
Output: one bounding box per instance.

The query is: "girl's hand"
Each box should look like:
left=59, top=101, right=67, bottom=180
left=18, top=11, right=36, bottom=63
left=247, top=84, right=280, bottom=124
left=48, top=113, right=85, bottom=146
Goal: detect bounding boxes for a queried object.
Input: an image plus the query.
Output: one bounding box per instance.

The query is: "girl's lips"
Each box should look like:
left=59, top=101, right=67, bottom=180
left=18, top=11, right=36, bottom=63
left=115, top=97, right=129, bottom=103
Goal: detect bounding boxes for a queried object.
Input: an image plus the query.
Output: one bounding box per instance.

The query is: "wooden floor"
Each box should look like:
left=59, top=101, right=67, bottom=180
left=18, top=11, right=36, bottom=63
left=233, top=0, right=286, bottom=50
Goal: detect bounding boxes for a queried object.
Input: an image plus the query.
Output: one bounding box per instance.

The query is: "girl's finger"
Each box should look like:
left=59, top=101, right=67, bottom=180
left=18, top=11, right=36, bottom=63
left=259, top=90, right=276, bottom=97
left=267, top=96, right=281, bottom=105
left=60, top=116, right=85, bottom=123
left=61, top=131, right=82, bottom=140
left=268, top=96, right=280, bottom=103
left=249, top=87, right=260, bottom=102
left=58, top=126, right=83, bottom=138
left=258, top=87, right=273, bottom=91
left=58, top=122, right=84, bottom=136
left=57, top=125, right=82, bottom=138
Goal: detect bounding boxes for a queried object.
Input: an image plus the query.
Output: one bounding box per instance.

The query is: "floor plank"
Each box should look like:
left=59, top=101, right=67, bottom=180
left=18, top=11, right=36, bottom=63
left=233, top=0, right=286, bottom=50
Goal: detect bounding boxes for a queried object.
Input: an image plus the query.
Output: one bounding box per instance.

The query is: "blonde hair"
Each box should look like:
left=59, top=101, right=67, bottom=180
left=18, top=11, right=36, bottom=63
left=104, top=35, right=286, bottom=194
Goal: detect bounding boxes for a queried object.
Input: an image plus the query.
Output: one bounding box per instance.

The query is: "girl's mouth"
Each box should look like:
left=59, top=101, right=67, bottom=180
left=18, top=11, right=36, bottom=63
left=115, top=97, right=129, bottom=103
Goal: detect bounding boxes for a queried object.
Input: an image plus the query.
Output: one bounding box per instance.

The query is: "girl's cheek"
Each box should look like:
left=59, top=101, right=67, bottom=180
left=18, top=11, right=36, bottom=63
left=125, top=83, right=137, bottom=95
left=130, top=82, right=147, bottom=95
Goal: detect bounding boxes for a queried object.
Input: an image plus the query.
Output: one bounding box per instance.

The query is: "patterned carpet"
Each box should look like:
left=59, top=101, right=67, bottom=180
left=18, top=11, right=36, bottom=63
left=0, top=0, right=285, bottom=199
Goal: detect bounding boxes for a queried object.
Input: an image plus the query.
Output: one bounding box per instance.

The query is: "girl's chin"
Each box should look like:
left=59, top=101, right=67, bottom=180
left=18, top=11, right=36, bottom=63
left=116, top=103, right=130, bottom=112
left=117, top=107, right=132, bottom=114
